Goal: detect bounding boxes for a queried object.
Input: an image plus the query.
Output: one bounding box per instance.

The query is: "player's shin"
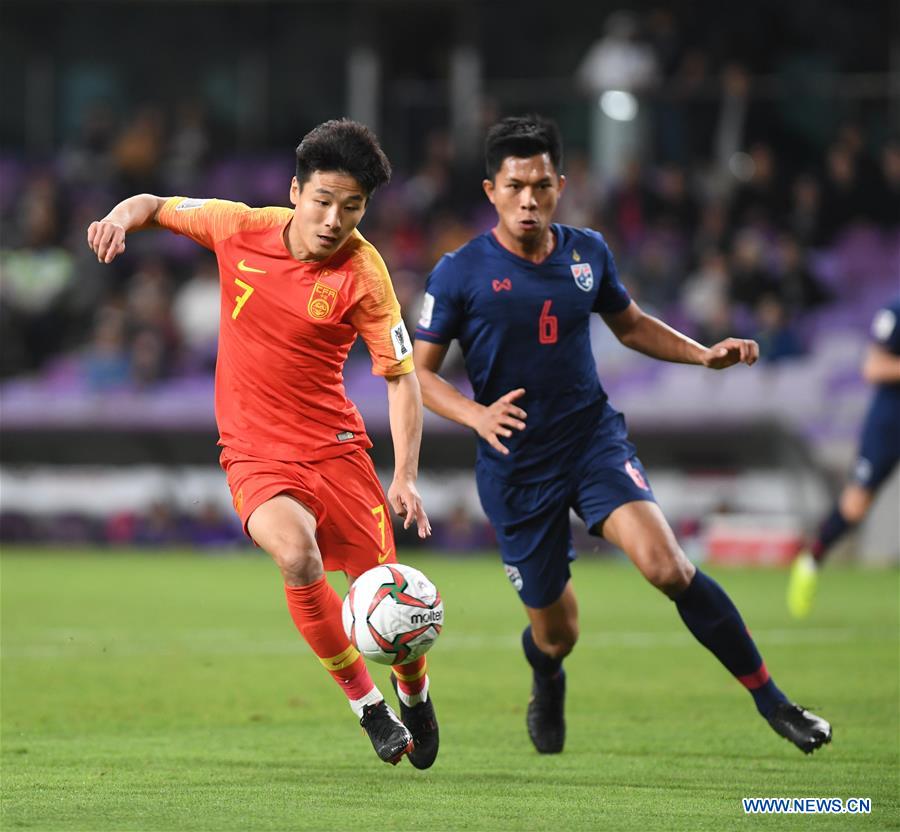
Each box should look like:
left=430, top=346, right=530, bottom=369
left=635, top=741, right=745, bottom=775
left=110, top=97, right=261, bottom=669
left=811, top=506, right=853, bottom=563
left=673, top=570, right=787, bottom=718
left=284, top=577, right=382, bottom=715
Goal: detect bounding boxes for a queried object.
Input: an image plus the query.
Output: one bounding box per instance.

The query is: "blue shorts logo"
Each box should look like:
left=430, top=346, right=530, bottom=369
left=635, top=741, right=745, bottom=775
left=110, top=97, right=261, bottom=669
left=625, top=459, right=650, bottom=491
left=504, top=564, right=524, bottom=591
left=853, top=456, right=873, bottom=485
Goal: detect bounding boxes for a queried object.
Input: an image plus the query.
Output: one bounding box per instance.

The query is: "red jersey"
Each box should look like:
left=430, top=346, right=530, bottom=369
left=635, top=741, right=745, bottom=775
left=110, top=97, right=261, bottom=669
left=156, top=197, right=414, bottom=462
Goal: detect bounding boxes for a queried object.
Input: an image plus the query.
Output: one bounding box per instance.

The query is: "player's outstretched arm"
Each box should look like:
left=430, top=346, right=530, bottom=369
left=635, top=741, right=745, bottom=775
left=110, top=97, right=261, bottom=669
left=413, top=340, right=527, bottom=456
left=86, top=194, right=169, bottom=264
left=385, top=372, right=432, bottom=539
left=602, top=300, right=758, bottom=370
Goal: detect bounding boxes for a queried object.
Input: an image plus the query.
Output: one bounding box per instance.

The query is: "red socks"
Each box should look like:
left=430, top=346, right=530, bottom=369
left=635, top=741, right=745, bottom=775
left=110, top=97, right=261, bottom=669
left=284, top=577, right=379, bottom=710
left=393, top=655, right=429, bottom=705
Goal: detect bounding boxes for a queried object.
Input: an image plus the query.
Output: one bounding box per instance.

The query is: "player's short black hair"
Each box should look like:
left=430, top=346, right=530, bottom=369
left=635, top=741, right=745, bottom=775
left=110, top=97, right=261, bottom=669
left=295, top=119, right=392, bottom=198
left=484, top=115, right=563, bottom=180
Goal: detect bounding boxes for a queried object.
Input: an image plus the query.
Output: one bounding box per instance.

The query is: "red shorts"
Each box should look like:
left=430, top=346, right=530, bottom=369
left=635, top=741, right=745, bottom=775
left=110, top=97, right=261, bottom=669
left=220, top=447, right=397, bottom=577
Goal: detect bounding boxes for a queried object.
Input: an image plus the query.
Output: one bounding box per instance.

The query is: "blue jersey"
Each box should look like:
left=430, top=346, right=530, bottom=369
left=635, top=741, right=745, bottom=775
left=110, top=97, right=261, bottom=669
left=854, top=296, right=900, bottom=490
left=870, top=296, right=900, bottom=405
left=415, top=225, right=631, bottom=483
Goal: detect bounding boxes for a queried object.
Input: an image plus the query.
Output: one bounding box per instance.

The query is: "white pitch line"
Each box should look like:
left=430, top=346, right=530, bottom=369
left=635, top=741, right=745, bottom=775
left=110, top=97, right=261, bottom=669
left=2, top=627, right=895, bottom=660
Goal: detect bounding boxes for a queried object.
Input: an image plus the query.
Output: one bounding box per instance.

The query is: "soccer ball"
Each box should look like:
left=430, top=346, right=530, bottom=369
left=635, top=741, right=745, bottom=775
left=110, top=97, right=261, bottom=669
left=342, top=563, right=443, bottom=665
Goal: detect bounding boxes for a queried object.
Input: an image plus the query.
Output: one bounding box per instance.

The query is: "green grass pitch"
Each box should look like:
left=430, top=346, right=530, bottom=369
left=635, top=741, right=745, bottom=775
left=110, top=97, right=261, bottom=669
left=2, top=549, right=898, bottom=831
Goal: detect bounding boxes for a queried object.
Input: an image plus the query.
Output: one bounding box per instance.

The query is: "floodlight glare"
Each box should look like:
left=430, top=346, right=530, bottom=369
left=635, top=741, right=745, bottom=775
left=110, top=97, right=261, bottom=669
left=729, top=151, right=756, bottom=181
left=599, top=90, right=638, bottom=121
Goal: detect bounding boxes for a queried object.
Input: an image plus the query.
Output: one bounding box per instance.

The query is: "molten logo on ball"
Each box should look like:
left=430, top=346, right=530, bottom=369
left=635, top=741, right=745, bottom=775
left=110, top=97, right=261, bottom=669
left=342, top=563, right=444, bottom=665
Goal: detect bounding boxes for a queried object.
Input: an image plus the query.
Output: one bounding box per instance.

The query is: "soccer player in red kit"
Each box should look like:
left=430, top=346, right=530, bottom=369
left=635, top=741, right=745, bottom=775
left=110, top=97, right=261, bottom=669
left=87, top=120, right=438, bottom=768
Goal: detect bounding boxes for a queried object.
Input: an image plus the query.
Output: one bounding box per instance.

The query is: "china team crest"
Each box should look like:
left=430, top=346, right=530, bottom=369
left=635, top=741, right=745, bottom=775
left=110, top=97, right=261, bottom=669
left=570, top=263, right=594, bottom=291
left=308, top=282, right=338, bottom=319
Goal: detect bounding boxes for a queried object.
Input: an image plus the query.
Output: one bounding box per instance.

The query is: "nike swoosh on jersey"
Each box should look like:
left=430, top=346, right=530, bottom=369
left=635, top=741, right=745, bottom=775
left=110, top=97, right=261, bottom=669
left=377, top=549, right=393, bottom=564
left=237, top=259, right=267, bottom=274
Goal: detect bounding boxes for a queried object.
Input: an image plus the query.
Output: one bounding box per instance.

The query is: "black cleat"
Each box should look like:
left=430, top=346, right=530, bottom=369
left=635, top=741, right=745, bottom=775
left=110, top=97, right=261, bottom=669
left=767, top=702, right=832, bottom=754
left=526, top=670, right=566, bottom=754
left=390, top=673, right=439, bottom=769
left=359, top=700, right=413, bottom=765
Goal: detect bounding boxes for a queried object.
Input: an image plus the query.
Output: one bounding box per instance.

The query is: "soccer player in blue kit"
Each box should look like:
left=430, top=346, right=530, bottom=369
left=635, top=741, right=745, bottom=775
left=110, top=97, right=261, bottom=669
left=788, top=296, right=900, bottom=618
left=413, top=115, right=832, bottom=755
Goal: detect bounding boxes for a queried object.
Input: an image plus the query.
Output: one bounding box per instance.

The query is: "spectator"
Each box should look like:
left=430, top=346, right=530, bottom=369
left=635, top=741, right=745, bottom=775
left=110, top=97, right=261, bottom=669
left=163, top=99, right=211, bottom=193
left=754, top=294, right=805, bottom=363
left=82, top=304, right=131, bottom=391
left=59, top=101, right=117, bottom=187
left=188, top=501, right=241, bottom=547
left=0, top=175, right=75, bottom=374
left=124, top=257, right=180, bottom=370
left=605, top=159, right=652, bottom=253
left=729, top=143, right=785, bottom=230
left=787, top=173, right=824, bottom=246
left=647, top=162, right=698, bottom=237
left=629, top=230, right=685, bottom=310
left=433, top=502, right=493, bottom=551
left=692, top=197, right=730, bottom=260
left=670, top=49, right=718, bottom=166
left=872, top=138, right=900, bottom=228
left=819, top=142, right=869, bottom=241
left=173, top=266, right=220, bottom=371
left=577, top=11, right=660, bottom=177
left=555, top=151, right=603, bottom=229
left=729, top=229, right=779, bottom=309
left=113, top=106, right=166, bottom=192
left=682, top=248, right=731, bottom=335
left=774, top=234, right=831, bottom=313
left=134, top=500, right=182, bottom=546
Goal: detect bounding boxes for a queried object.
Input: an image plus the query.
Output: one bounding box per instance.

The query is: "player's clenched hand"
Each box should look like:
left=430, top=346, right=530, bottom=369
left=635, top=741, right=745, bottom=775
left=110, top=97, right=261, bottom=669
left=87, top=220, right=127, bottom=264
left=474, top=387, right=527, bottom=455
left=702, top=338, right=759, bottom=370
left=388, top=478, right=432, bottom=539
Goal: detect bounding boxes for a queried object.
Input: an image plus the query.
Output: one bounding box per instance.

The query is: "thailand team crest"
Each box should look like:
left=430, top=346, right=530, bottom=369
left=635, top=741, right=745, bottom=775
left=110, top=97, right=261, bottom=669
left=504, top=564, right=524, bottom=591
left=570, top=263, right=594, bottom=292
left=308, top=282, right=337, bottom=319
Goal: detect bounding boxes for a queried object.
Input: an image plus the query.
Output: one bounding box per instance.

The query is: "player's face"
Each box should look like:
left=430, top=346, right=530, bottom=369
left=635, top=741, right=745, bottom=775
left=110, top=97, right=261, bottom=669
left=483, top=154, right=565, bottom=247
left=289, top=171, right=368, bottom=260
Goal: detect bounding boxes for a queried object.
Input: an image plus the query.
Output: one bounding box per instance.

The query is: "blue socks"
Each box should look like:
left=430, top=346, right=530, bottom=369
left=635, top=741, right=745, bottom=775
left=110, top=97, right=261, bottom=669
left=522, top=626, right=563, bottom=682
left=812, top=506, right=852, bottom=563
left=675, top=570, right=788, bottom=718
left=522, top=572, right=789, bottom=719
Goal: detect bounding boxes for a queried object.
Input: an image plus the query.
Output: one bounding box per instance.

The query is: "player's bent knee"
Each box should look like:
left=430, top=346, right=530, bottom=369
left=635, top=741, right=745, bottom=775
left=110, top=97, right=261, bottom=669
left=534, top=625, right=578, bottom=659
left=840, top=486, right=873, bottom=524
left=639, top=549, right=694, bottom=597
left=536, top=638, right=575, bottom=661
left=269, top=536, right=324, bottom=585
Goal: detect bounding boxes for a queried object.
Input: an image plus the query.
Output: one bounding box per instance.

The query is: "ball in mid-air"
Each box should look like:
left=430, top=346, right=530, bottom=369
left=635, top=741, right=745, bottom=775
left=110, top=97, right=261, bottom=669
left=342, top=563, right=443, bottom=665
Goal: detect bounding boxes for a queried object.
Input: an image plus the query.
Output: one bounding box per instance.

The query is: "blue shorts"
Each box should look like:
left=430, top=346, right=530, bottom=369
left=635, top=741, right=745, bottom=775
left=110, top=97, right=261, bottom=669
left=476, top=408, right=656, bottom=608
left=852, top=393, right=899, bottom=490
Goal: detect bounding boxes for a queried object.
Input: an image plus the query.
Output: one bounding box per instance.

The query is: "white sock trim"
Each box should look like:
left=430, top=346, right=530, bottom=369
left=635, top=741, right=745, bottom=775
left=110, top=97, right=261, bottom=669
left=349, top=686, right=383, bottom=718
left=397, top=675, right=429, bottom=707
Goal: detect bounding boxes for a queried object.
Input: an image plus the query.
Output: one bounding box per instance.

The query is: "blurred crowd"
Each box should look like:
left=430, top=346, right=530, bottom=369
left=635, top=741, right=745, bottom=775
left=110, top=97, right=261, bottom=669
left=2, top=99, right=898, bottom=390
left=0, top=499, right=244, bottom=550
left=0, top=487, right=500, bottom=550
